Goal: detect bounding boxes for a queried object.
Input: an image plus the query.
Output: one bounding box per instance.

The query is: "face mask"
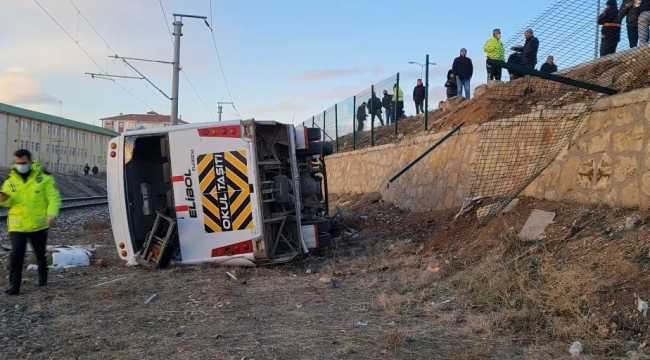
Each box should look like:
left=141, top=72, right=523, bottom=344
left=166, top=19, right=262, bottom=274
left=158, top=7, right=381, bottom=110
left=15, top=164, right=30, bottom=174
left=496, top=34, right=501, bottom=39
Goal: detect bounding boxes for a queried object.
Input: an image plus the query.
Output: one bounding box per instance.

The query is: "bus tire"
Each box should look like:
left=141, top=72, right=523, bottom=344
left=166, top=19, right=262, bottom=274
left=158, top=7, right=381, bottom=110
left=297, top=141, right=322, bottom=156
left=322, top=141, right=334, bottom=156
left=317, top=233, right=332, bottom=248
left=307, top=127, right=322, bottom=141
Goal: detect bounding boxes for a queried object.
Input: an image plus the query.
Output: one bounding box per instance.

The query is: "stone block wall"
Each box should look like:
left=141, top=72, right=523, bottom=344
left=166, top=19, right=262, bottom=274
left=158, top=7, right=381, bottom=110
left=325, top=87, right=650, bottom=211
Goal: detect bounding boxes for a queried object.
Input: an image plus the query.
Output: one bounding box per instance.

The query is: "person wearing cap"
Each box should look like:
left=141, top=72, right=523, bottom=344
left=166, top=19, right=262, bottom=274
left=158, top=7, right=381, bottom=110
left=366, top=91, right=384, bottom=126
left=451, top=48, right=473, bottom=99
left=412, top=79, right=426, bottom=115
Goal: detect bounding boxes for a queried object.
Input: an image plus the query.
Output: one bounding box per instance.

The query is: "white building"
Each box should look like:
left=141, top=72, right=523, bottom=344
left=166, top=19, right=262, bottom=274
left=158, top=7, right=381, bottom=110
left=101, top=111, right=188, bottom=134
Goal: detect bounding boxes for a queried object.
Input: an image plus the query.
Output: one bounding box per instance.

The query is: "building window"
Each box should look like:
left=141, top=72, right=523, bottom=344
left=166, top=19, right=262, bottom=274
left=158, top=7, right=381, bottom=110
left=19, top=140, right=26, bottom=149
left=53, top=145, right=58, bottom=155
left=33, top=123, right=40, bottom=133
left=45, top=124, right=50, bottom=135
left=69, top=164, right=74, bottom=172
left=22, top=120, right=30, bottom=131
left=32, top=142, right=39, bottom=152
left=127, top=122, right=136, bottom=129
left=71, top=130, right=76, bottom=140
left=103, top=121, right=113, bottom=130
left=71, top=148, right=76, bottom=156
left=63, top=146, right=67, bottom=155
left=164, top=124, right=169, bottom=127
left=93, top=135, right=98, bottom=143
left=63, top=129, right=68, bottom=138
left=45, top=162, right=49, bottom=170
left=54, top=127, right=59, bottom=137
left=45, top=144, right=50, bottom=154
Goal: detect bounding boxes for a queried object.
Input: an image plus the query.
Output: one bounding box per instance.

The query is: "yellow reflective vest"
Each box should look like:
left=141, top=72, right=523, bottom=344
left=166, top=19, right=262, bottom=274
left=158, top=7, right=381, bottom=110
left=0, top=161, right=61, bottom=232
left=483, top=37, right=505, bottom=61
left=392, top=86, right=404, bottom=102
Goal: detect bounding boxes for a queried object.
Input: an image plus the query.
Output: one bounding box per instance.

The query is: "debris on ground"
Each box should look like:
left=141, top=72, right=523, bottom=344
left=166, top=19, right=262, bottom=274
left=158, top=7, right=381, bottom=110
left=635, top=293, right=648, bottom=317
left=569, top=341, right=584, bottom=357
left=519, top=209, right=556, bottom=240
left=92, top=277, right=126, bottom=287
left=144, top=294, right=158, bottom=305
left=49, top=246, right=91, bottom=268
left=626, top=215, right=642, bottom=230
left=226, top=271, right=238, bottom=281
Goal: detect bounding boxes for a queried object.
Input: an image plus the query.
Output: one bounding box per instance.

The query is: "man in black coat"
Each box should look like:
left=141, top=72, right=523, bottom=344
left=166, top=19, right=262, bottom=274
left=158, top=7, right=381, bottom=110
left=381, top=90, right=393, bottom=125
left=539, top=56, right=558, bottom=73
left=511, top=29, right=539, bottom=69
left=366, top=92, right=384, bottom=126
left=356, top=102, right=367, bottom=132
left=451, top=48, right=473, bottom=99
left=598, top=0, right=621, bottom=57
left=412, top=79, right=426, bottom=115
left=507, top=51, right=525, bottom=80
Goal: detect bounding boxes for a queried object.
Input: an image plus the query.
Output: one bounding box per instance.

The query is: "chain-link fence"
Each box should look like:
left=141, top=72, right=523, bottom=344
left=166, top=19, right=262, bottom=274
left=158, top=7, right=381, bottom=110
left=300, top=74, right=410, bottom=153
left=456, top=0, right=650, bottom=227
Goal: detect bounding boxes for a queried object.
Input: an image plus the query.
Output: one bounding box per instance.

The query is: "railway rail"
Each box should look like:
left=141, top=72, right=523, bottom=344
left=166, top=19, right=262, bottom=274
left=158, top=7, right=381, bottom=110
left=0, top=196, right=108, bottom=220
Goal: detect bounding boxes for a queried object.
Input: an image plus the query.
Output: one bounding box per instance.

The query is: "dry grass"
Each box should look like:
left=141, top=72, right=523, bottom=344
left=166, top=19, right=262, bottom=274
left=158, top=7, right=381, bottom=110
left=0, top=193, right=648, bottom=358
left=82, top=218, right=111, bottom=230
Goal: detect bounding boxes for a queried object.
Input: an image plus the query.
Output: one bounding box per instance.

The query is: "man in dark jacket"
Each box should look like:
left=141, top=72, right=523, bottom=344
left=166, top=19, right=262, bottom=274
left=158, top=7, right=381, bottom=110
left=619, top=0, right=640, bottom=47
left=381, top=90, right=393, bottom=125
left=598, top=0, right=621, bottom=56
left=639, top=0, right=650, bottom=45
left=366, top=92, right=384, bottom=126
left=539, top=56, right=558, bottom=73
left=507, top=51, right=525, bottom=80
left=412, top=79, right=426, bottom=114
left=511, top=29, right=539, bottom=69
left=356, top=102, right=367, bottom=132
left=92, top=165, right=99, bottom=176
left=451, top=48, right=473, bottom=99
left=83, top=164, right=90, bottom=176
left=445, top=71, right=457, bottom=99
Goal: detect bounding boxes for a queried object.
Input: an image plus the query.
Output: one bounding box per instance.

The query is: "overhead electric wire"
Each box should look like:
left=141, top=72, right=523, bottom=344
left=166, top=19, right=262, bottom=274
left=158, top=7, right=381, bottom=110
left=68, top=0, right=169, bottom=109
left=207, top=0, right=241, bottom=118
left=158, top=0, right=217, bottom=122
left=33, top=0, right=157, bottom=111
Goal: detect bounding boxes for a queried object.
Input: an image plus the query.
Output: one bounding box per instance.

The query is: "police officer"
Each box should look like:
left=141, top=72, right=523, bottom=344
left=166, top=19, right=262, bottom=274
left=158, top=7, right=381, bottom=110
left=1, top=149, right=61, bottom=295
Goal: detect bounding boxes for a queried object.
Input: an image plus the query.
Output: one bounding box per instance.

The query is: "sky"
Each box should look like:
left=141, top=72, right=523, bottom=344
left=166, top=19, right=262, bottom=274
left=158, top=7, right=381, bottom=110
left=0, top=0, right=561, bottom=127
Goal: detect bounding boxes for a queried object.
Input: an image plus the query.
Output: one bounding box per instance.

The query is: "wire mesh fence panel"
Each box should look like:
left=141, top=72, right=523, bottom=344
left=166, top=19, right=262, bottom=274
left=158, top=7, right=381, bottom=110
left=458, top=0, right=650, bottom=227
left=323, top=105, right=336, bottom=143
left=334, top=97, right=355, bottom=151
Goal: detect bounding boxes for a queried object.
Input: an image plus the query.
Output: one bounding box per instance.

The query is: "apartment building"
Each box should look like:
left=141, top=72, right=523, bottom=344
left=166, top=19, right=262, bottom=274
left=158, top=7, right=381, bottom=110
left=101, top=111, right=188, bottom=133
left=0, top=102, right=119, bottom=173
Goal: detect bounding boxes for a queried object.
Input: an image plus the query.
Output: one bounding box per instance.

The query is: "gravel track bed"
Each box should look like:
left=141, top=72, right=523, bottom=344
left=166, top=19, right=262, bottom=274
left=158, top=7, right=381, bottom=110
left=0, top=204, right=109, bottom=239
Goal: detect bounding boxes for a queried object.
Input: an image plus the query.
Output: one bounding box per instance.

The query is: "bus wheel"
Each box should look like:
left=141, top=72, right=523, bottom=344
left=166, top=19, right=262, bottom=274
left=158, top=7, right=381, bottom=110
left=306, top=127, right=322, bottom=141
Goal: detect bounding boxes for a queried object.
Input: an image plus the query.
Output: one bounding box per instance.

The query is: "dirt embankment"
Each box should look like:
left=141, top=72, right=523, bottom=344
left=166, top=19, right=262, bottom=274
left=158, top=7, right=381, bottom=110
left=0, top=168, right=106, bottom=198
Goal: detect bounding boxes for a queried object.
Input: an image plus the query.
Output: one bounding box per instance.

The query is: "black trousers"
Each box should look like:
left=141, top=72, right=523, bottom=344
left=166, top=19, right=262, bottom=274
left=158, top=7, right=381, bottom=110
left=356, top=119, right=364, bottom=132
left=384, top=108, right=392, bottom=125
left=9, top=230, right=48, bottom=289
left=486, top=61, right=502, bottom=81
left=600, top=32, right=620, bottom=57
left=414, top=100, right=424, bottom=114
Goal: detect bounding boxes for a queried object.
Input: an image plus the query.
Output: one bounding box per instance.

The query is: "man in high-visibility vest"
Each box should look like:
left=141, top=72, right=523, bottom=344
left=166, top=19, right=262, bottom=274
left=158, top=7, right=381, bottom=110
left=483, top=28, right=505, bottom=82
left=0, top=149, right=61, bottom=295
left=392, top=83, right=404, bottom=121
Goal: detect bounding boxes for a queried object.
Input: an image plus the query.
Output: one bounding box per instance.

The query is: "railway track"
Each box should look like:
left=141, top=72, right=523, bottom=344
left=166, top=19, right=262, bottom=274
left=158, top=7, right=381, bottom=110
left=0, top=196, right=108, bottom=220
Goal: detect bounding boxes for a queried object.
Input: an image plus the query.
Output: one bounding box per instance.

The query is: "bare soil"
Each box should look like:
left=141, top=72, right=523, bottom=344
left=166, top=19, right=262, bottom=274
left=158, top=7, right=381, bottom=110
left=0, top=195, right=648, bottom=359
left=0, top=168, right=106, bottom=198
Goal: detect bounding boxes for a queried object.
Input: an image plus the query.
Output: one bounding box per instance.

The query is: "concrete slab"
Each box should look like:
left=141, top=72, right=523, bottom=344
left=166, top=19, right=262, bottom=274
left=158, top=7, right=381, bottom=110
left=519, top=209, right=556, bottom=241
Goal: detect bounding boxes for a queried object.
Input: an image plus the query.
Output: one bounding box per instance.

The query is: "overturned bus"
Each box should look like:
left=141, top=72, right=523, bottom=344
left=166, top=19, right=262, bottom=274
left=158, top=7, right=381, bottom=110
left=106, top=119, right=338, bottom=268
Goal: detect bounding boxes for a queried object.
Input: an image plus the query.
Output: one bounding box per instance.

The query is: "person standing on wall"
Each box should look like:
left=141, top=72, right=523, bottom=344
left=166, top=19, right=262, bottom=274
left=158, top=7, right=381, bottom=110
left=381, top=90, right=393, bottom=125
left=367, top=91, right=384, bottom=126
left=392, top=83, right=405, bottom=120
left=511, top=29, right=539, bottom=69
left=483, top=29, right=505, bottom=82
left=638, top=0, right=650, bottom=45
left=445, top=71, right=457, bottom=99
left=412, top=79, right=426, bottom=115
left=619, top=0, right=641, bottom=47
left=452, top=48, right=473, bottom=99
left=539, top=56, right=558, bottom=73
left=83, top=164, right=90, bottom=177
left=356, top=102, right=367, bottom=132
left=598, top=0, right=622, bottom=56
left=0, top=149, right=61, bottom=295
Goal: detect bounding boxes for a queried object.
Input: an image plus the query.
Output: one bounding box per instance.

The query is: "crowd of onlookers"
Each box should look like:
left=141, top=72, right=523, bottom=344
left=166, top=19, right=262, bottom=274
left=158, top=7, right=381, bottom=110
left=354, top=0, right=647, bottom=131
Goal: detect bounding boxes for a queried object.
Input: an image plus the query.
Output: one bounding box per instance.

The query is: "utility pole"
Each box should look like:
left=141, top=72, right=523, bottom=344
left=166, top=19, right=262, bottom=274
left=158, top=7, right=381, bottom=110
left=217, top=102, right=233, bottom=122
left=424, top=54, right=430, bottom=132
left=53, top=139, right=64, bottom=172
left=171, top=13, right=208, bottom=126
left=59, top=101, right=62, bottom=117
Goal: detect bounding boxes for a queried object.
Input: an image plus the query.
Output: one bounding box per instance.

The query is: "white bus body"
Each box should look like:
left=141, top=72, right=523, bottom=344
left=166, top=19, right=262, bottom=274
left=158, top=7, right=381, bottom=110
left=107, top=120, right=337, bottom=267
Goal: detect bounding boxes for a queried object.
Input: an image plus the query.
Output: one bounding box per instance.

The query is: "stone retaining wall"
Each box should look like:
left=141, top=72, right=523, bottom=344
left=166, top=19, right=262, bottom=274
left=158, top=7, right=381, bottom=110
left=325, top=87, right=650, bottom=211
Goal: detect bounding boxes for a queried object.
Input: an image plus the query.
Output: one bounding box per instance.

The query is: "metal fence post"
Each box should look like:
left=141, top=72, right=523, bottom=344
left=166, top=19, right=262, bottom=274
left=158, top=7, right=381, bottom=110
left=312, top=116, right=315, bottom=128
left=322, top=110, right=326, bottom=141
left=353, top=96, right=356, bottom=150
left=424, top=54, right=429, bottom=132
left=371, top=85, right=375, bottom=147
left=335, top=103, right=339, bottom=152
left=394, top=73, right=400, bottom=137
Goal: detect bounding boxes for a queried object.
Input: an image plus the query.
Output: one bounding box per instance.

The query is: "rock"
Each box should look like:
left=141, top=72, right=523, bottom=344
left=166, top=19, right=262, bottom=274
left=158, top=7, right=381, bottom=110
left=627, top=351, right=650, bottom=360
left=305, top=269, right=312, bottom=274
left=360, top=215, right=369, bottom=220
left=474, top=84, right=488, bottom=98
left=569, top=341, right=584, bottom=357
left=626, top=215, right=641, bottom=230
left=476, top=203, right=500, bottom=219
left=501, top=198, right=520, bottom=213
left=519, top=210, right=556, bottom=241
left=318, top=277, right=331, bottom=283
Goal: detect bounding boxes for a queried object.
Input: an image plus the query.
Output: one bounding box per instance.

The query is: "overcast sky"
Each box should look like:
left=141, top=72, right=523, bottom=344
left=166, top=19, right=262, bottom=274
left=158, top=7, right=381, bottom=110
left=1, top=0, right=559, bottom=126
